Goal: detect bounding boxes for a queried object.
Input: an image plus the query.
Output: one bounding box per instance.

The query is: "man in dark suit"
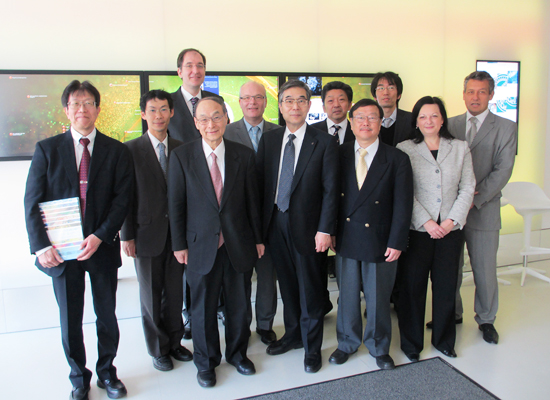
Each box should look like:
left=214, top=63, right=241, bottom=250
left=24, top=80, right=133, bottom=400
left=120, top=90, right=193, bottom=372
left=257, top=80, right=339, bottom=374
left=448, top=71, right=517, bottom=345
left=370, top=71, right=413, bottom=147
left=168, top=97, right=264, bottom=388
left=225, top=81, right=280, bottom=345
left=327, top=99, right=413, bottom=370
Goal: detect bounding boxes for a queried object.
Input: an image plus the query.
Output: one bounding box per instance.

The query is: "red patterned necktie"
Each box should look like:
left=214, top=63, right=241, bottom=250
left=79, top=138, right=90, bottom=218
left=210, top=153, right=224, bottom=248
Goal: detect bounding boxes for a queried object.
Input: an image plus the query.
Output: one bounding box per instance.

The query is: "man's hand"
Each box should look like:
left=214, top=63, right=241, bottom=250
left=385, top=247, right=402, bottom=262
left=315, top=232, right=332, bottom=252
left=77, top=234, right=102, bottom=261
left=330, top=236, right=337, bottom=252
left=38, top=247, right=64, bottom=268
left=174, top=249, right=188, bottom=264
left=121, top=240, right=136, bottom=258
left=423, top=219, right=447, bottom=239
left=256, top=244, right=265, bottom=259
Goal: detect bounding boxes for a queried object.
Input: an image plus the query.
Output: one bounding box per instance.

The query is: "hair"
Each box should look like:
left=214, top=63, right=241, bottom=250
left=195, top=96, right=227, bottom=115
left=140, top=89, right=174, bottom=112
left=410, top=96, right=454, bottom=143
left=463, top=71, right=495, bottom=93
left=239, top=81, right=267, bottom=98
left=321, top=81, right=353, bottom=104
left=176, top=48, right=206, bottom=69
left=349, top=98, right=383, bottom=119
left=61, top=80, right=100, bottom=108
left=370, top=71, right=404, bottom=103
left=278, top=80, right=312, bottom=103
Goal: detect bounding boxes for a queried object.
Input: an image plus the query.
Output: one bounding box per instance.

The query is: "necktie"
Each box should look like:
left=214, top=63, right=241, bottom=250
left=79, top=138, right=91, bottom=218
left=210, top=153, right=224, bottom=248
left=383, top=118, right=393, bottom=128
left=190, top=97, right=199, bottom=117
left=277, top=134, right=296, bottom=212
left=333, top=125, right=341, bottom=144
left=249, top=126, right=260, bottom=152
left=467, top=116, right=478, bottom=145
left=356, top=148, right=368, bottom=189
left=158, top=142, right=167, bottom=178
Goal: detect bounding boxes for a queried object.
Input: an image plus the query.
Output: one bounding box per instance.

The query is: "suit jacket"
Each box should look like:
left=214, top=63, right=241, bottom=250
left=397, top=138, right=475, bottom=232
left=24, top=130, right=134, bottom=277
left=168, top=88, right=219, bottom=143
left=256, top=125, right=339, bottom=255
left=224, top=118, right=280, bottom=149
left=168, top=139, right=262, bottom=275
left=392, top=108, right=415, bottom=146
left=448, top=112, right=517, bottom=230
left=336, top=141, right=413, bottom=263
left=310, top=119, right=355, bottom=144
left=120, top=133, right=183, bottom=257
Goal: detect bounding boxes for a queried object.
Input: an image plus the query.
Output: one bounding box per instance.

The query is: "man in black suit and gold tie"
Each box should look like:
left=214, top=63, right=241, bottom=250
left=24, top=80, right=133, bottom=400
left=120, top=90, right=193, bottom=372
left=328, top=99, right=413, bottom=370
left=225, top=81, right=280, bottom=345
left=257, top=80, right=339, bottom=373
left=168, top=96, right=264, bottom=388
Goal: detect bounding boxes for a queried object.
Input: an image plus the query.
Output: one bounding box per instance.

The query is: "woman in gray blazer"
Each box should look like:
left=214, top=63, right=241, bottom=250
left=396, top=96, right=475, bottom=362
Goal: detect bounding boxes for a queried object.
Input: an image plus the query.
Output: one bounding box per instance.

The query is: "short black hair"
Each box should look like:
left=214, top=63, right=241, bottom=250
left=61, top=80, right=100, bottom=108
left=177, top=48, right=206, bottom=69
left=463, top=71, right=495, bottom=93
left=195, top=96, right=227, bottom=115
left=410, top=96, right=454, bottom=143
left=370, top=71, right=404, bottom=100
left=140, top=89, right=174, bottom=112
left=349, top=98, right=383, bottom=119
left=321, top=81, right=353, bottom=104
left=279, top=80, right=312, bottom=103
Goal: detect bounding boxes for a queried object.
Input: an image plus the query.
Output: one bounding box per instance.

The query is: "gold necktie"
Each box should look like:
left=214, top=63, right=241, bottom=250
left=356, top=148, right=368, bottom=189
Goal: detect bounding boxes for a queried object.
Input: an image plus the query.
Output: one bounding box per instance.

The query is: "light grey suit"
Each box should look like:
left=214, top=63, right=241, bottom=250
left=224, top=117, right=280, bottom=331
left=448, top=111, right=517, bottom=325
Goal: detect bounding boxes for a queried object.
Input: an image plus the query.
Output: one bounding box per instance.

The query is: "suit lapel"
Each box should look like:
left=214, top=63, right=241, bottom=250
left=139, top=134, right=167, bottom=192
left=470, top=112, right=495, bottom=150
left=415, top=140, right=438, bottom=166
left=269, top=130, right=284, bottom=193
left=344, top=122, right=354, bottom=143
left=87, top=131, right=108, bottom=188
left=220, top=141, right=240, bottom=210
left=59, top=131, right=79, bottom=192
left=190, top=140, right=220, bottom=209
left=237, top=119, right=254, bottom=148
left=436, top=137, right=452, bottom=164
left=453, top=113, right=468, bottom=141
left=291, top=128, right=317, bottom=193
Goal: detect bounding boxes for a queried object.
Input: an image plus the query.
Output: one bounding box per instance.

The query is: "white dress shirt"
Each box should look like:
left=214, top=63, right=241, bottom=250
left=180, top=86, right=203, bottom=116
left=147, top=131, right=168, bottom=162
left=354, top=138, right=379, bottom=170
left=202, top=138, right=225, bottom=183
left=382, top=108, right=398, bottom=128
left=465, top=107, right=490, bottom=137
left=275, top=123, right=307, bottom=202
left=71, top=127, right=96, bottom=170
left=326, top=117, right=348, bottom=145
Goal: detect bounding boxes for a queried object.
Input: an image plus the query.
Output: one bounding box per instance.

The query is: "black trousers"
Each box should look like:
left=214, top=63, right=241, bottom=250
left=268, top=209, right=326, bottom=356
left=52, top=261, right=119, bottom=388
left=397, top=229, right=464, bottom=354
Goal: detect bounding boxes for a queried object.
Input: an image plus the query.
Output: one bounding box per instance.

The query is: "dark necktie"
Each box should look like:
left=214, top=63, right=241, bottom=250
left=158, top=142, right=167, bottom=178
left=277, top=134, right=296, bottom=212
left=79, top=138, right=91, bottom=218
left=210, top=153, right=224, bottom=248
left=468, top=116, right=478, bottom=145
left=190, top=97, right=199, bottom=117
left=333, top=125, right=341, bottom=144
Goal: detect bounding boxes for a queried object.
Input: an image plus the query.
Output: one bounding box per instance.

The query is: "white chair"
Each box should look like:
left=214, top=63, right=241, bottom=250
left=500, top=181, right=550, bottom=286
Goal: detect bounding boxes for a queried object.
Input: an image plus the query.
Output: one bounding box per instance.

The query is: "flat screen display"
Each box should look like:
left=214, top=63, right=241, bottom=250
left=0, top=72, right=143, bottom=160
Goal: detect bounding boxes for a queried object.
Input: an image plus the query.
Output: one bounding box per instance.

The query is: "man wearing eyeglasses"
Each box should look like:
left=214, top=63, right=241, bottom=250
left=256, top=80, right=338, bottom=374
left=225, top=81, right=280, bottom=346
left=168, top=97, right=264, bottom=388
left=370, top=71, right=413, bottom=147
left=24, top=80, right=133, bottom=400
left=328, top=99, right=412, bottom=370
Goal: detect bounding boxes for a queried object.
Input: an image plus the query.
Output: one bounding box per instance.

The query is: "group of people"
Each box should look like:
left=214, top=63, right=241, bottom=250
left=23, top=48, right=517, bottom=400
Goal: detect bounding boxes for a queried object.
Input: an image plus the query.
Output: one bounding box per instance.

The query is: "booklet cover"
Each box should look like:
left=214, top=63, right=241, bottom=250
left=38, top=197, right=84, bottom=261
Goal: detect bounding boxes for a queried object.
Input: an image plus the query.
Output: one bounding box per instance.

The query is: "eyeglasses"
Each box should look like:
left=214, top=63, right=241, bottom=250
left=353, top=115, right=381, bottom=124
left=375, top=86, right=396, bottom=92
left=281, top=98, right=308, bottom=106
left=240, top=95, right=265, bottom=102
left=68, top=101, right=97, bottom=110
left=196, top=115, right=225, bottom=125
left=182, top=63, right=205, bottom=70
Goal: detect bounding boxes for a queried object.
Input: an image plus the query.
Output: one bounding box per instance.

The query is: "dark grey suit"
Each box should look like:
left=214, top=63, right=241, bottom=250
left=448, top=111, right=517, bottom=325
left=225, top=118, right=280, bottom=331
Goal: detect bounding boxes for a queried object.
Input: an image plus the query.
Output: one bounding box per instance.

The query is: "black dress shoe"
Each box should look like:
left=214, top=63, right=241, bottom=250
left=426, top=317, right=463, bottom=329
left=304, top=354, right=322, bottom=373
left=439, top=349, right=457, bottom=358
left=197, top=369, right=216, bottom=388
left=479, top=323, right=499, bottom=344
left=229, top=357, right=256, bottom=375
left=266, top=338, right=303, bottom=356
left=405, top=353, right=420, bottom=363
left=328, top=348, right=356, bottom=365
left=170, top=345, right=193, bottom=362
left=183, top=327, right=192, bottom=340
left=97, top=378, right=127, bottom=399
left=256, top=328, right=277, bottom=345
left=153, top=354, right=173, bottom=371
left=182, top=313, right=192, bottom=340
left=374, top=354, right=395, bottom=370
left=70, top=386, right=90, bottom=400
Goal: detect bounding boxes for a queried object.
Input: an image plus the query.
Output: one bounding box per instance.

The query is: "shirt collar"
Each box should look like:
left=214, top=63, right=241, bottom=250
left=147, top=130, right=168, bottom=149
left=466, top=107, right=490, bottom=127
left=243, top=118, right=265, bottom=133
left=71, top=127, right=97, bottom=145
left=326, top=117, right=348, bottom=132
left=181, top=86, right=202, bottom=103
left=383, top=108, right=398, bottom=125
left=355, top=137, right=379, bottom=155
left=202, top=138, right=225, bottom=160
